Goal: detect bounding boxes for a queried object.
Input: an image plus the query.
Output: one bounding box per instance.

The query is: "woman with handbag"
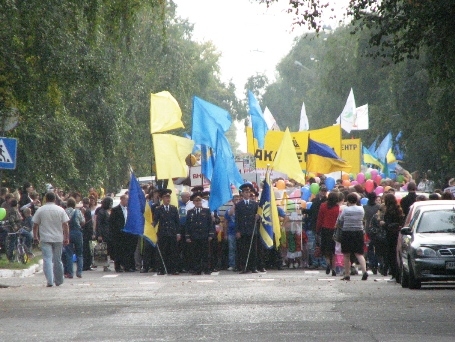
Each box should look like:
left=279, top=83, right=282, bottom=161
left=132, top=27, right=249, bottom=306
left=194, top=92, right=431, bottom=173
left=316, top=192, right=342, bottom=276
left=336, top=193, right=368, bottom=281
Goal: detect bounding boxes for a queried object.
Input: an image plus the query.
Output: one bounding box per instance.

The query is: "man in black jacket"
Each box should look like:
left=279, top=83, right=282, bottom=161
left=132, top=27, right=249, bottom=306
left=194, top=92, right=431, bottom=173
left=185, top=193, right=214, bottom=275
left=235, top=183, right=260, bottom=273
left=153, top=189, right=181, bottom=275
left=400, top=182, right=417, bottom=217
left=109, top=194, right=137, bottom=272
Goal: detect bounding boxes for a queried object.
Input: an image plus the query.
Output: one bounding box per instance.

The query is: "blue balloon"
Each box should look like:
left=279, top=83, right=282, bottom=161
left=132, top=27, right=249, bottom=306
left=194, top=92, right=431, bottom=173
left=306, top=202, right=312, bottom=210
left=325, top=177, right=335, bottom=190
left=360, top=197, right=368, bottom=206
left=301, top=186, right=311, bottom=201
left=389, top=173, right=396, bottom=180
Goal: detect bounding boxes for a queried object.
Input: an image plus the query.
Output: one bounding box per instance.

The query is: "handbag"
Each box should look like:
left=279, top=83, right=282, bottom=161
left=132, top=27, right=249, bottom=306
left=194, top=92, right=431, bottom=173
left=333, top=226, right=342, bottom=242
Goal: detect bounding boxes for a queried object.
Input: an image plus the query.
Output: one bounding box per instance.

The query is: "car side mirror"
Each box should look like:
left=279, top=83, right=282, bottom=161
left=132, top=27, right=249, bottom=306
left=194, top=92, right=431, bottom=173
left=401, top=227, right=412, bottom=235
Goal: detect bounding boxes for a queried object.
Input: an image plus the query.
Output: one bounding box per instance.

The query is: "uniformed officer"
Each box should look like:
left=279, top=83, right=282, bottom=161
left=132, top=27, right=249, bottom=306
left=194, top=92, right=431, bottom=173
left=185, top=193, right=215, bottom=275
left=235, top=183, right=260, bottom=273
left=152, top=189, right=181, bottom=275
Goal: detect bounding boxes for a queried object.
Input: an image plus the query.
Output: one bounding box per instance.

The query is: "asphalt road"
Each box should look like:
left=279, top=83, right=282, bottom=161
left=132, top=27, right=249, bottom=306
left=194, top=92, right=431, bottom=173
left=1, top=268, right=455, bottom=342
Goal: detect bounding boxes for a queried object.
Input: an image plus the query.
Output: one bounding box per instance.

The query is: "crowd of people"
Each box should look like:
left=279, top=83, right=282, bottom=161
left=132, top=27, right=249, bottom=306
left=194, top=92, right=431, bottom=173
left=1, top=171, right=454, bottom=286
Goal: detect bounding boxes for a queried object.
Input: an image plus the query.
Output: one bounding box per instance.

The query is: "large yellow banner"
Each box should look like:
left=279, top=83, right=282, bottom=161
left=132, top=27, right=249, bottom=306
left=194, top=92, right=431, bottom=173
left=246, top=125, right=342, bottom=170
left=341, top=139, right=361, bottom=174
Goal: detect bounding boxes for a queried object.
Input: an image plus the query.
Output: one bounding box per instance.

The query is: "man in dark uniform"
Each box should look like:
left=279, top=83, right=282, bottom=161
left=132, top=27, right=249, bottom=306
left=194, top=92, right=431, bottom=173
left=235, top=183, right=260, bottom=273
left=153, top=189, right=181, bottom=275
left=185, top=193, right=215, bottom=275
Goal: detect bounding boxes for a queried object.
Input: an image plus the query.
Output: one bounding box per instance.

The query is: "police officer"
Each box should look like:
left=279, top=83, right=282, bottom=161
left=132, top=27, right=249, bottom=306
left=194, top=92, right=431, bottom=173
left=152, top=189, right=180, bottom=275
left=235, top=183, right=260, bottom=273
left=185, top=193, right=215, bottom=275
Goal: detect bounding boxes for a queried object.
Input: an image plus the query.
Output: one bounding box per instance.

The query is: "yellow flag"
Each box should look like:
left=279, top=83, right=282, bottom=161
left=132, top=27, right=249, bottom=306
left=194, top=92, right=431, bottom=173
left=169, top=179, right=178, bottom=207
left=150, top=91, right=184, bottom=133
left=153, top=134, right=194, bottom=179
left=273, top=128, right=306, bottom=184
left=143, top=202, right=157, bottom=246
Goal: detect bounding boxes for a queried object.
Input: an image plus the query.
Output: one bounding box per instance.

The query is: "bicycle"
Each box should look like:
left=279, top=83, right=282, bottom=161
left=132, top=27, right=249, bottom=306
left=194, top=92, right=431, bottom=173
left=7, top=228, right=33, bottom=264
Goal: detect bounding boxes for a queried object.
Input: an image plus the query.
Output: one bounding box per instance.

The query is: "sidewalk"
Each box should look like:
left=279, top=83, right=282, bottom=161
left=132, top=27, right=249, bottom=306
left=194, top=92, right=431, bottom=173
left=0, top=252, right=43, bottom=278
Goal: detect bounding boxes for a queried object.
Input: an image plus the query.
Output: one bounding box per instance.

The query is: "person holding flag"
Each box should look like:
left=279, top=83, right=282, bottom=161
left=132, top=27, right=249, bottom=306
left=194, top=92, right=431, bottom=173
left=235, top=183, right=260, bottom=274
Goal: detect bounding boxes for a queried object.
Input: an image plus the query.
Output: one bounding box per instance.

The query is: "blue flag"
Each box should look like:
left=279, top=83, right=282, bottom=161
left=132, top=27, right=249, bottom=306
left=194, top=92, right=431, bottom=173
left=208, top=131, right=233, bottom=211
left=123, top=173, right=146, bottom=236
left=201, top=144, right=216, bottom=181
left=375, top=132, right=392, bottom=161
left=248, top=90, right=268, bottom=149
left=368, top=136, right=379, bottom=153
left=192, top=96, right=231, bottom=148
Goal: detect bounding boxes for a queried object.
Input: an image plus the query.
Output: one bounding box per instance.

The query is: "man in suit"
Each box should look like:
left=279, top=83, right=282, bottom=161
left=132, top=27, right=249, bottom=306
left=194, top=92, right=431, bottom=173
left=235, top=183, right=260, bottom=273
left=109, top=194, right=136, bottom=272
left=185, top=193, right=215, bottom=275
left=153, top=189, right=181, bottom=275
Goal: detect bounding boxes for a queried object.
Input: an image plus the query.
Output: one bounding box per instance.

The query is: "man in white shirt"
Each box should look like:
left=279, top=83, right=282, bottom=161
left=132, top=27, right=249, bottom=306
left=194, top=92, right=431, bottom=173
left=33, top=192, right=69, bottom=287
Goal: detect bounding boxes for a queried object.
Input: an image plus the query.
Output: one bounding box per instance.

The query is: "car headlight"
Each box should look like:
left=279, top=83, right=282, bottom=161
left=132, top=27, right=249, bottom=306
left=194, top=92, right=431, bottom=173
left=415, top=247, right=437, bottom=257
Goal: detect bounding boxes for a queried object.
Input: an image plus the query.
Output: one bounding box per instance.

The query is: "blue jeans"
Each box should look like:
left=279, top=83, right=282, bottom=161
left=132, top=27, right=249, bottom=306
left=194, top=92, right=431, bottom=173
left=66, top=230, right=83, bottom=277
left=306, top=230, right=327, bottom=268
left=41, top=241, right=64, bottom=286
left=228, top=234, right=236, bottom=268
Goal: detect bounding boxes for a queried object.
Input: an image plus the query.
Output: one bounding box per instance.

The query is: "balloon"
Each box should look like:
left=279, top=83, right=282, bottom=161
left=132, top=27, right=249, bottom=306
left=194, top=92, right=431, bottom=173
left=365, top=172, right=372, bottom=180
left=314, top=176, right=320, bottom=184
left=0, top=208, right=5, bottom=220
left=291, top=189, right=301, bottom=199
left=356, top=172, right=365, bottom=184
left=325, top=177, right=335, bottom=190
left=374, top=186, right=384, bottom=195
left=301, top=186, right=311, bottom=201
left=365, top=179, right=374, bottom=192
left=342, top=173, right=349, bottom=181
left=402, top=183, right=408, bottom=191
left=374, top=174, right=382, bottom=185
left=370, top=169, right=378, bottom=179
left=350, top=180, right=358, bottom=186
left=306, top=202, right=312, bottom=209
left=389, top=173, right=397, bottom=180
left=360, top=197, right=368, bottom=206
left=384, top=186, right=391, bottom=192
left=310, top=183, right=320, bottom=195
left=342, top=179, right=351, bottom=187
left=300, top=200, right=307, bottom=209
left=349, top=173, right=355, bottom=181
left=276, top=179, right=285, bottom=190
left=397, top=175, right=404, bottom=183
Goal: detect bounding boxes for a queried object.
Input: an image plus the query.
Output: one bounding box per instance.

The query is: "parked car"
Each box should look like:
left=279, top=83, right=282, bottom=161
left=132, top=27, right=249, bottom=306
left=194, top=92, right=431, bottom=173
left=400, top=201, right=455, bottom=289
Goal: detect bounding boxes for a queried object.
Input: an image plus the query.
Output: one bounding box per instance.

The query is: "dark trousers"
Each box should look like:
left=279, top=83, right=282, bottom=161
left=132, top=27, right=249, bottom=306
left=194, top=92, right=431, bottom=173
left=385, top=231, right=399, bottom=279
left=190, top=239, right=209, bottom=273
left=82, top=236, right=92, bottom=270
left=158, top=235, right=178, bottom=273
left=238, top=234, right=257, bottom=271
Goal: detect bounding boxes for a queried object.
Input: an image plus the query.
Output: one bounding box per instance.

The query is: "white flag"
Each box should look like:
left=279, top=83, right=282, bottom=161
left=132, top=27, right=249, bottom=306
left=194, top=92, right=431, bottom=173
left=336, top=88, right=356, bottom=133
left=299, top=101, right=309, bottom=131
left=263, top=106, right=280, bottom=131
left=351, top=104, right=369, bottom=130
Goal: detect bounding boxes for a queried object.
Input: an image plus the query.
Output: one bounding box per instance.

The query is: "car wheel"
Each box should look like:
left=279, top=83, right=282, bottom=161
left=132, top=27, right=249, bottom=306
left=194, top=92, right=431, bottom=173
left=408, top=261, right=421, bottom=290
left=401, top=262, right=409, bottom=288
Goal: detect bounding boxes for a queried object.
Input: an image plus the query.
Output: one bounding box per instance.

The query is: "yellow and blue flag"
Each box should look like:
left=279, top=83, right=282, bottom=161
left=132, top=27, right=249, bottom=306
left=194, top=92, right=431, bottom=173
left=123, top=173, right=146, bottom=236
left=258, top=170, right=280, bottom=249
left=362, top=146, right=383, bottom=168
left=307, top=138, right=352, bottom=173
left=248, top=90, right=268, bottom=149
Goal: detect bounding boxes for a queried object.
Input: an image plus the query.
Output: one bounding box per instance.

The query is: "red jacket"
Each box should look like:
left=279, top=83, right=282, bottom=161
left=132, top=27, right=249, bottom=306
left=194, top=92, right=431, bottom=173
left=316, top=203, right=340, bottom=233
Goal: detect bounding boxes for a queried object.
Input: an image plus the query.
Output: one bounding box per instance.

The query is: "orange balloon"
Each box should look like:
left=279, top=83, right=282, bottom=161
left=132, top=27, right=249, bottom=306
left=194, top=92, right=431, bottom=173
left=342, top=173, right=350, bottom=181
left=300, top=200, right=307, bottom=209
left=342, top=179, right=351, bottom=187
left=276, top=179, right=286, bottom=190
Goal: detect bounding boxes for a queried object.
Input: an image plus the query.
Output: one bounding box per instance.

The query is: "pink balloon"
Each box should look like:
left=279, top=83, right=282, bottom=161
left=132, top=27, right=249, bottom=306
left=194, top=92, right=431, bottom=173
left=356, top=172, right=365, bottom=184
left=374, top=186, right=384, bottom=195
left=365, top=179, right=374, bottom=193
left=374, top=174, right=382, bottom=184
left=402, top=183, right=408, bottom=191
left=371, top=169, right=379, bottom=178
left=351, top=180, right=358, bottom=186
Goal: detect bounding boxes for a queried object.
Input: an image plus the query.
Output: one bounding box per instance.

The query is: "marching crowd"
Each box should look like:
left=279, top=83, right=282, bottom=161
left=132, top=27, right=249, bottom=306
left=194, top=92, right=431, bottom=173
left=1, top=174, right=454, bottom=287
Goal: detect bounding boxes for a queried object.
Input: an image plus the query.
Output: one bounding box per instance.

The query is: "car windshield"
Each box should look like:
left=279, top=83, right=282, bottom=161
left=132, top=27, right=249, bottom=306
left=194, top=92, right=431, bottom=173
left=417, top=210, right=455, bottom=233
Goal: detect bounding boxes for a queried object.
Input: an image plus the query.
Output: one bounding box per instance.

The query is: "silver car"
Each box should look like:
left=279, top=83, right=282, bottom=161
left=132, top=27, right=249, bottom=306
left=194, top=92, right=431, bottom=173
left=400, top=202, right=455, bottom=289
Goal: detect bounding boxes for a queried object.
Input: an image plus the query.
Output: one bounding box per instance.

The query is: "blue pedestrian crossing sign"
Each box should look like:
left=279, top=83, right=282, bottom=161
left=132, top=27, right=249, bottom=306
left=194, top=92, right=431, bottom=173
left=0, top=138, right=18, bottom=170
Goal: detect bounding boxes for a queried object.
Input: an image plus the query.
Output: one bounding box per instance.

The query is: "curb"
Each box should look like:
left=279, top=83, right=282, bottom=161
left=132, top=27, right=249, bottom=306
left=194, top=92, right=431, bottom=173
left=0, top=259, right=43, bottom=278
